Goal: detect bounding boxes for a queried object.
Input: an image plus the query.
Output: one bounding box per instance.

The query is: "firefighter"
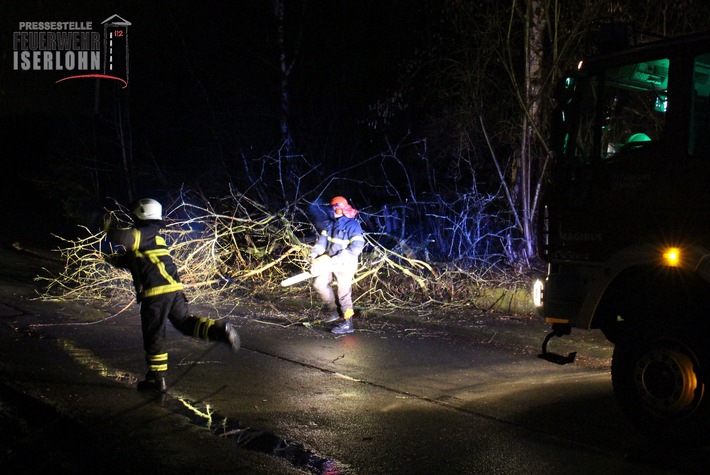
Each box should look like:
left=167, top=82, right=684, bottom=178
left=309, top=196, right=365, bottom=334
left=104, top=198, right=240, bottom=393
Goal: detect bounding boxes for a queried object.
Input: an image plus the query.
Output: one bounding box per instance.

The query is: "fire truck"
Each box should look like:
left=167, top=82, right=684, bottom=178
left=534, top=29, right=710, bottom=439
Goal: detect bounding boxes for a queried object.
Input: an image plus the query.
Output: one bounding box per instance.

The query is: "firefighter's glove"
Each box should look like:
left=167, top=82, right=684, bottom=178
left=309, top=255, right=331, bottom=276
left=105, top=253, right=129, bottom=269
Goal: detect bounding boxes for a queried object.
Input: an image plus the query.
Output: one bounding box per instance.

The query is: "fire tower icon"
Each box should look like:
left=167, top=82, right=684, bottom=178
left=102, top=14, right=131, bottom=86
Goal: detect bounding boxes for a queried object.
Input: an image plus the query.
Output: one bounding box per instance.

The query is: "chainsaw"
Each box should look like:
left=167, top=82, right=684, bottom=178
left=280, top=255, right=331, bottom=287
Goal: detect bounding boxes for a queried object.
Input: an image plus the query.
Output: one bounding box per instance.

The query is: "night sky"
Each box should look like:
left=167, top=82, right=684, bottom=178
left=1, top=1, right=435, bottom=245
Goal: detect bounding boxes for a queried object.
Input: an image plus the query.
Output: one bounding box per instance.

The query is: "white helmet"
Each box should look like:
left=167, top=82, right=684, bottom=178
left=132, top=198, right=162, bottom=221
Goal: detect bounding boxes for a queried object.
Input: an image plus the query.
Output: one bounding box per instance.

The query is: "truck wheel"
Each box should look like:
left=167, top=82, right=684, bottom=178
left=611, top=333, right=709, bottom=440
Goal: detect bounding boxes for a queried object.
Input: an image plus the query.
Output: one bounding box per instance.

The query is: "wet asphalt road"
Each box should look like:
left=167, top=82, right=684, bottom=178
left=1, top=246, right=708, bottom=474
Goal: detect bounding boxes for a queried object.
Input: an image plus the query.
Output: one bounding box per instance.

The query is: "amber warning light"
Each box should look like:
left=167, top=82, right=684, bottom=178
left=662, top=247, right=681, bottom=267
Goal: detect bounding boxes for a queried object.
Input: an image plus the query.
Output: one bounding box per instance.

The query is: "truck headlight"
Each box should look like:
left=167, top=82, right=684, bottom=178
left=533, top=279, right=544, bottom=307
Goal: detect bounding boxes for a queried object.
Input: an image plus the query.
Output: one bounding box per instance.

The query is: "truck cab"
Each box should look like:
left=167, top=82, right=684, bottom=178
left=535, top=30, right=710, bottom=439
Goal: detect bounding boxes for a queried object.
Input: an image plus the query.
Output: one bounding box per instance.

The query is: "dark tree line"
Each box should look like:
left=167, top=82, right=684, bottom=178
left=7, top=0, right=710, bottom=266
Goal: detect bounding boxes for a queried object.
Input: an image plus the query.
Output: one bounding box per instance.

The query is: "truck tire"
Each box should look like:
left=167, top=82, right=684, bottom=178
left=611, top=331, right=710, bottom=441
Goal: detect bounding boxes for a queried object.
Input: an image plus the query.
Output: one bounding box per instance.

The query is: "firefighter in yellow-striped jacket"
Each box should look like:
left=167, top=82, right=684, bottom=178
left=105, top=198, right=240, bottom=393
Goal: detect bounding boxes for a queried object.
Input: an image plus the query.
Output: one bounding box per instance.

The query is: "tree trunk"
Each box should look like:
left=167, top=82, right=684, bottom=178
left=275, top=0, right=294, bottom=157
left=521, top=0, right=546, bottom=260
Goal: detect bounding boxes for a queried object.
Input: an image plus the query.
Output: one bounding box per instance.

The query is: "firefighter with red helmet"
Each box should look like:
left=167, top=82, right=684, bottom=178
left=309, top=196, right=365, bottom=334
left=105, top=198, right=240, bottom=392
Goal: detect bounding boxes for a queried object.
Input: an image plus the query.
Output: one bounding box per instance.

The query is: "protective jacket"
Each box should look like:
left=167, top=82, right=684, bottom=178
left=107, top=221, right=184, bottom=300
left=312, top=216, right=365, bottom=261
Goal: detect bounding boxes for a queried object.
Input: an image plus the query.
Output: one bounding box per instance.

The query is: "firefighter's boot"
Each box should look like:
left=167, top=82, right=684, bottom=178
left=137, top=371, right=167, bottom=393
left=332, top=309, right=354, bottom=334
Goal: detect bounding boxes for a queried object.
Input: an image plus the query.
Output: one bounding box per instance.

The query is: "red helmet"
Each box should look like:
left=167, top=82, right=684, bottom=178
left=330, top=196, right=357, bottom=218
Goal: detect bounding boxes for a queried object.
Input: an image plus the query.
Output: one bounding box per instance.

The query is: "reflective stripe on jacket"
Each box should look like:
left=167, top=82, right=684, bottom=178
left=108, top=221, right=183, bottom=300
left=312, top=216, right=365, bottom=258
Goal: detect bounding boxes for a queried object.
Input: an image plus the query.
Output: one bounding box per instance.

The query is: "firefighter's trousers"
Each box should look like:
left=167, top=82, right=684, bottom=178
left=313, top=269, right=355, bottom=313
left=139, top=291, right=226, bottom=372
